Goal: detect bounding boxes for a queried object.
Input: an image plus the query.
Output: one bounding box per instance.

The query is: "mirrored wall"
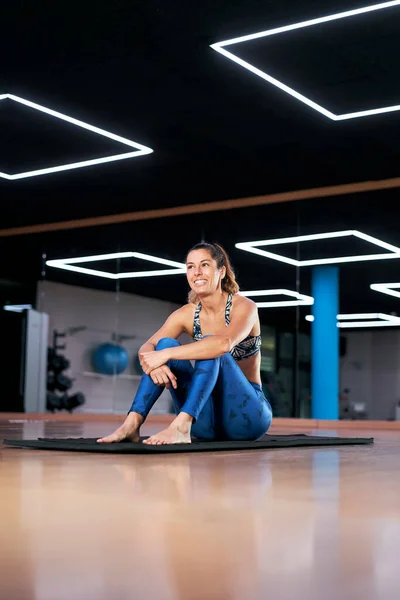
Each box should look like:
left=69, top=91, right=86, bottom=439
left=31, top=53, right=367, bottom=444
left=1, top=186, right=400, bottom=422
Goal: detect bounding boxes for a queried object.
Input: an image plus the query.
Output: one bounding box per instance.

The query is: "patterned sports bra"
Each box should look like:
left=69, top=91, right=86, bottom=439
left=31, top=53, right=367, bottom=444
left=193, top=293, right=262, bottom=362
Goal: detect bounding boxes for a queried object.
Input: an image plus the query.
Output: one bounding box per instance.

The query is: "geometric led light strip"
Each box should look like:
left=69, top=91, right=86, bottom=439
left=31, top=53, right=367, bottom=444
left=0, top=94, right=153, bottom=180
left=235, top=230, right=400, bottom=266
left=241, top=289, right=314, bottom=307
left=46, top=252, right=186, bottom=279
left=210, top=0, right=400, bottom=121
left=370, top=282, right=400, bottom=299
left=306, top=313, right=400, bottom=327
left=3, top=304, right=33, bottom=312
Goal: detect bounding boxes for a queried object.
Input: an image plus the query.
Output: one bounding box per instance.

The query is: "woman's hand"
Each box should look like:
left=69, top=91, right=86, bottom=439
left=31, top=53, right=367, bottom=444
left=149, top=365, right=177, bottom=389
left=139, top=349, right=169, bottom=374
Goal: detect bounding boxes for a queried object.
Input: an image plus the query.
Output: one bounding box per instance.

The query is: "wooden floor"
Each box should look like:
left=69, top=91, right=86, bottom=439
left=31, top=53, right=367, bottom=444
left=1, top=415, right=400, bottom=600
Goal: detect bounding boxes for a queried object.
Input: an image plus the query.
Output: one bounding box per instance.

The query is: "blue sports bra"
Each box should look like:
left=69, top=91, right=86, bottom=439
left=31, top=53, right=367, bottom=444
left=193, top=293, right=262, bottom=362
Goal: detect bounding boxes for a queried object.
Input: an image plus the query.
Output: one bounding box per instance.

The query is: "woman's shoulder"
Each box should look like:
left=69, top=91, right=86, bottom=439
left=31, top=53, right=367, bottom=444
left=184, top=299, right=200, bottom=309
left=231, top=294, right=259, bottom=333
left=232, top=293, right=257, bottom=310
left=165, top=304, right=196, bottom=336
left=171, top=303, right=195, bottom=317
left=175, top=302, right=198, bottom=321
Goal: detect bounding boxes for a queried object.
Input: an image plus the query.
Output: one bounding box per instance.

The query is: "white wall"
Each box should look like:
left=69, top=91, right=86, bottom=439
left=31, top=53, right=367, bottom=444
left=37, top=280, right=186, bottom=414
left=340, top=330, right=400, bottom=420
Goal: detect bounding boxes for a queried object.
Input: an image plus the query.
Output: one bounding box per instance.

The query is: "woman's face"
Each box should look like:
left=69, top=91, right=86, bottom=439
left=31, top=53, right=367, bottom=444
left=186, top=249, right=225, bottom=297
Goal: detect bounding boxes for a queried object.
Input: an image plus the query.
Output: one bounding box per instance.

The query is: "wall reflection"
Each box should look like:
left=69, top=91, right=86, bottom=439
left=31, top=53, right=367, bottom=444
left=1, top=192, right=400, bottom=422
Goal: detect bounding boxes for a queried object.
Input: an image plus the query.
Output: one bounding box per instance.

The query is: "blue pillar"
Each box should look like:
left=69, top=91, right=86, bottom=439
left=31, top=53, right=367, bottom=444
left=311, top=266, right=339, bottom=420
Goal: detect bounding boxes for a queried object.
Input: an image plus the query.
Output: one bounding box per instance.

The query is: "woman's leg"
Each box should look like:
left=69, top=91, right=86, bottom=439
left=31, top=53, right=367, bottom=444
left=98, top=337, right=195, bottom=443
left=101, top=336, right=271, bottom=443
left=167, top=350, right=272, bottom=442
left=135, top=338, right=221, bottom=443
left=212, top=353, right=273, bottom=441
left=173, top=356, right=220, bottom=441
left=142, top=339, right=272, bottom=442
left=127, top=336, right=221, bottom=440
left=128, top=337, right=195, bottom=419
left=129, top=337, right=219, bottom=440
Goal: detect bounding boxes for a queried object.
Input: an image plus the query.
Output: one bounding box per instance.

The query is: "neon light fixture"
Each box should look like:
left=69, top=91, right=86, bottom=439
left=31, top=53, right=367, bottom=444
left=0, top=94, right=153, bottom=180
left=3, top=304, right=33, bottom=312
left=235, top=230, right=400, bottom=266
left=241, top=288, right=314, bottom=307
left=46, top=252, right=186, bottom=279
left=210, top=0, right=400, bottom=121
left=370, top=282, right=400, bottom=299
left=306, top=313, right=400, bottom=327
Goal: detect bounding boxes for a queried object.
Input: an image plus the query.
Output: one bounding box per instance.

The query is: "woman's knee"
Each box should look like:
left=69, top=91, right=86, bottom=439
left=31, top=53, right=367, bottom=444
left=223, top=412, right=272, bottom=441
left=155, top=337, right=181, bottom=351
left=193, top=356, right=220, bottom=373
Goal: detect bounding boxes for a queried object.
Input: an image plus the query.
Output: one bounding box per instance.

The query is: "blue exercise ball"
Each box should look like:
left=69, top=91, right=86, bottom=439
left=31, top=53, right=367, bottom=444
left=92, top=343, right=129, bottom=376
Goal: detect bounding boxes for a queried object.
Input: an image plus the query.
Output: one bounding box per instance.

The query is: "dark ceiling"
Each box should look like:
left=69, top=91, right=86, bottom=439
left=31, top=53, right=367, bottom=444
left=1, top=0, right=400, bottom=328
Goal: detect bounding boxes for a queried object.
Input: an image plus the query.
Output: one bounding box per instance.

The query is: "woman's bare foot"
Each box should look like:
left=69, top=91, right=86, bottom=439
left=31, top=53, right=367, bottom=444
left=97, top=412, right=143, bottom=443
left=143, top=413, right=193, bottom=445
left=97, top=425, right=140, bottom=443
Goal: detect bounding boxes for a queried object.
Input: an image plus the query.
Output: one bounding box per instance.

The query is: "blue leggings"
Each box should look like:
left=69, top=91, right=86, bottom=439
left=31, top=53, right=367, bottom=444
left=129, top=337, right=273, bottom=441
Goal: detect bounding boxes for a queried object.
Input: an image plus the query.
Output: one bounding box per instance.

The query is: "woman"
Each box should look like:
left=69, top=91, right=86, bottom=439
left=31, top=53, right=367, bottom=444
left=98, top=242, right=272, bottom=445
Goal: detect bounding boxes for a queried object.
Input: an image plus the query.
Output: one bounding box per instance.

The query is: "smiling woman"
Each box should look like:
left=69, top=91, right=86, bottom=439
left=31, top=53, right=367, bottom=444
left=186, top=242, right=239, bottom=303
left=98, top=241, right=272, bottom=445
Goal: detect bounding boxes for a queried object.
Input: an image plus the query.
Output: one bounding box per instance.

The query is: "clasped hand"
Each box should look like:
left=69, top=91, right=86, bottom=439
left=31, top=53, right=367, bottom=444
left=139, top=350, right=177, bottom=389
left=149, top=365, right=177, bottom=389
left=139, top=349, right=169, bottom=373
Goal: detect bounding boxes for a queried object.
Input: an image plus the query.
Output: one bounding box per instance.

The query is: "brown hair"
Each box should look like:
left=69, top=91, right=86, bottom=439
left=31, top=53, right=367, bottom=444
left=186, top=242, right=239, bottom=304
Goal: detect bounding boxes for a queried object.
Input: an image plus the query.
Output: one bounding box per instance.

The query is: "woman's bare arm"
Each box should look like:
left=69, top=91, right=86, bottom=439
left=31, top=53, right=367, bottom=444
left=138, top=305, right=191, bottom=362
left=140, top=297, right=257, bottom=372
left=165, top=297, right=257, bottom=361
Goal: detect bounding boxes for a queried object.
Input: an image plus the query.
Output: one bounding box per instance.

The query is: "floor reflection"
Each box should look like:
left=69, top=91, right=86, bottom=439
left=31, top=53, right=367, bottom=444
left=1, top=418, right=400, bottom=599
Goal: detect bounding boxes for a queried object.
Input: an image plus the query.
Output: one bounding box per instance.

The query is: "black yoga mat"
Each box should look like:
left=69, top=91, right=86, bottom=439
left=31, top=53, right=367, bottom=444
left=3, top=434, right=374, bottom=453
